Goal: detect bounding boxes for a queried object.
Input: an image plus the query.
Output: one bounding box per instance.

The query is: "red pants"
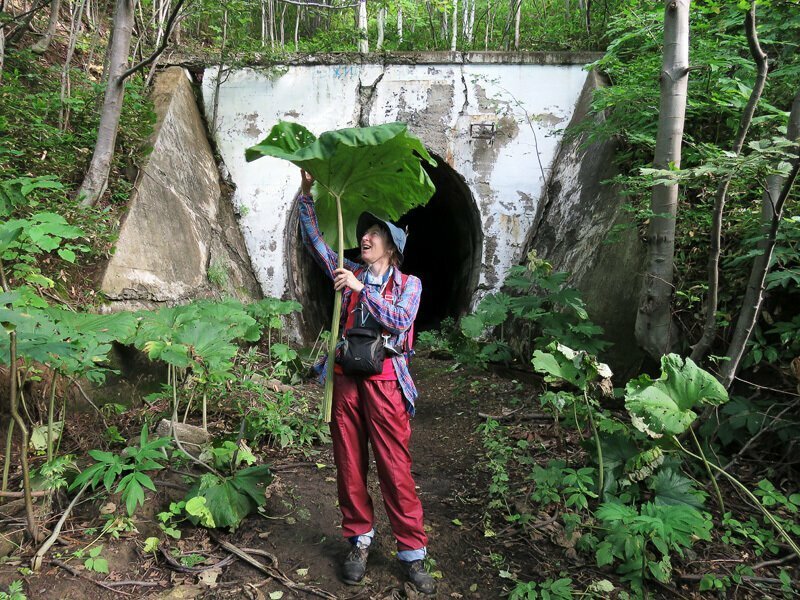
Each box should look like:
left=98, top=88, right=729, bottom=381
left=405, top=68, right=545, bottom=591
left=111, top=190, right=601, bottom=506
left=331, top=375, right=428, bottom=551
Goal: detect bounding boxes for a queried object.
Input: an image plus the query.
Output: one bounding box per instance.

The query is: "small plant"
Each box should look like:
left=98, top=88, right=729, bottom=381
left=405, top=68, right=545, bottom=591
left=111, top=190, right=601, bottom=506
left=70, top=423, right=171, bottom=515
left=508, top=577, right=574, bottom=600
left=207, top=262, right=229, bottom=289
left=74, top=544, right=109, bottom=574
left=0, top=580, right=26, bottom=600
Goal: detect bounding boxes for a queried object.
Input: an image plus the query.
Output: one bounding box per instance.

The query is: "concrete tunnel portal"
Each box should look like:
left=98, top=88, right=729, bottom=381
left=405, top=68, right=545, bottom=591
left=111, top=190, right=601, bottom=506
left=288, top=156, right=483, bottom=341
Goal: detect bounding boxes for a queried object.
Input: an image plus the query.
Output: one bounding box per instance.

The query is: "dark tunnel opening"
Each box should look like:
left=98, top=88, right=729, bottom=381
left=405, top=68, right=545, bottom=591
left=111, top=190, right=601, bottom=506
left=288, top=155, right=483, bottom=342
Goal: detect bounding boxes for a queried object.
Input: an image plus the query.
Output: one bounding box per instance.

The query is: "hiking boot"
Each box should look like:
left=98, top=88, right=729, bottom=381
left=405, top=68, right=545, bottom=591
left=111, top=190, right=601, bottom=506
left=401, top=559, right=436, bottom=595
left=342, top=544, right=369, bottom=585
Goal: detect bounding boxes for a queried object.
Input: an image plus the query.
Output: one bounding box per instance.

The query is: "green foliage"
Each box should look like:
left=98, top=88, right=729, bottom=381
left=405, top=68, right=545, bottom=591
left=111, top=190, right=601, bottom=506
left=595, top=501, right=712, bottom=590
left=80, top=545, right=109, bottom=574
left=0, top=580, right=26, bottom=600
left=625, top=354, right=728, bottom=437
left=461, top=252, right=609, bottom=366
left=185, top=464, right=272, bottom=531
left=508, top=577, right=574, bottom=600
left=70, top=424, right=171, bottom=516
left=245, top=121, right=436, bottom=249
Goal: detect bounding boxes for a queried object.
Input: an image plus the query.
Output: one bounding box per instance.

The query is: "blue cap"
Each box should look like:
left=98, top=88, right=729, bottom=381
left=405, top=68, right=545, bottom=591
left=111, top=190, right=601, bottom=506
left=356, top=212, right=406, bottom=264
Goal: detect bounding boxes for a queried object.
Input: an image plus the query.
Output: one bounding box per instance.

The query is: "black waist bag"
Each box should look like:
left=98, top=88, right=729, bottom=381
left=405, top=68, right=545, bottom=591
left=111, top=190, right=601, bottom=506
left=337, top=327, right=385, bottom=376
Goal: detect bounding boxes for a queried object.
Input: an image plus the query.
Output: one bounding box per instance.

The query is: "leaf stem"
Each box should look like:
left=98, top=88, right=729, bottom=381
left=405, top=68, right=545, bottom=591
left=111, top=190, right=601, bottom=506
left=673, top=436, right=800, bottom=560
left=687, top=428, right=725, bottom=516
left=583, top=390, right=603, bottom=501
left=322, top=192, right=345, bottom=423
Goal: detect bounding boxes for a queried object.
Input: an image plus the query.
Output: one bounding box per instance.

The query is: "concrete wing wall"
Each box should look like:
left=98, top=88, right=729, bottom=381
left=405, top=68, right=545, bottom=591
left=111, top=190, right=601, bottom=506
left=101, top=67, right=260, bottom=309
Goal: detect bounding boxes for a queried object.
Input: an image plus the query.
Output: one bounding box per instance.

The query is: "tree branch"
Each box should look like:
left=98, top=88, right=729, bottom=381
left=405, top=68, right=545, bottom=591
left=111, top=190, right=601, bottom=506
left=119, top=0, right=186, bottom=82
left=691, top=1, right=768, bottom=362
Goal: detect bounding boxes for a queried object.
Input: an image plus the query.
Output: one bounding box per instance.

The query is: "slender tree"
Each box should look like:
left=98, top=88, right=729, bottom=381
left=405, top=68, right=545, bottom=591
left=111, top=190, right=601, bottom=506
left=376, top=3, right=385, bottom=49
left=77, top=0, right=134, bottom=207
left=634, top=0, right=690, bottom=360
left=30, top=0, right=61, bottom=53
left=450, top=0, right=457, bottom=51
left=357, top=0, right=367, bottom=52
left=692, top=2, right=767, bottom=362
left=720, top=87, right=800, bottom=389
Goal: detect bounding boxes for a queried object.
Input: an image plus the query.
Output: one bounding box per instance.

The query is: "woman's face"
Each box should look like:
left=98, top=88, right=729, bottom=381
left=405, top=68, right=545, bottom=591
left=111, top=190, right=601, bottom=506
left=360, top=225, right=390, bottom=265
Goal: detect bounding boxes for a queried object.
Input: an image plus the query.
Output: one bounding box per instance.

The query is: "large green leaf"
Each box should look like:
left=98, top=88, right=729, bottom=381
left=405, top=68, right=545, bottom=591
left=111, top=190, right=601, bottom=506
left=246, top=121, right=436, bottom=249
left=625, top=354, right=728, bottom=437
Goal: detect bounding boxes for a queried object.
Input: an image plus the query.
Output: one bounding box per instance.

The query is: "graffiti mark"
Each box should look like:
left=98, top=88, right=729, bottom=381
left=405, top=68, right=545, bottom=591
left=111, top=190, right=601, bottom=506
left=333, top=65, right=359, bottom=79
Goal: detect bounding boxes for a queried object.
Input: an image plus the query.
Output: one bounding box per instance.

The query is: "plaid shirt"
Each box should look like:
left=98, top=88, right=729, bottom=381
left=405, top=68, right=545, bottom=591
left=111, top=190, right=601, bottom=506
left=298, top=195, right=421, bottom=415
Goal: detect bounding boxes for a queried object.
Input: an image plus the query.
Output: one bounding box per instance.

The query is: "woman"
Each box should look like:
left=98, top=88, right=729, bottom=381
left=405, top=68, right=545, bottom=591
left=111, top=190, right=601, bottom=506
left=297, top=169, right=435, bottom=595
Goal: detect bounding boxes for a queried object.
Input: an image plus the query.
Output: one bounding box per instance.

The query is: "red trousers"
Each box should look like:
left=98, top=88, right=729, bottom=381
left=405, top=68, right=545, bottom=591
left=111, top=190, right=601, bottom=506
left=330, top=375, right=428, bottom=551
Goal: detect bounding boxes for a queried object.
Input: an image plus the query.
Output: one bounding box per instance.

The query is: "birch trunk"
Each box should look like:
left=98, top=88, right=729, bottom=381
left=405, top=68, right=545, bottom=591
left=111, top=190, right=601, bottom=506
left=467, top=0, right=475, bottom=45
left=60, top=0, right=88, bottom=131
left=513, top=0, right=520, bottom=50
left=357, top=0, right=368, bottom=53
left=77, top=0, right=134, bottom=207
left=0, top=19, right=5, bottom=85
left=376, top=4, right=384, bottom=50
left=31, top=0, right=61, bottom=53
left=397, top=5, right=402, bottom=44
left=720, top=88, right=800, bottom=388
left=634, top=0, right=690, bottom=359
left=450, top=0, right=457, bottom=51
left=294, top=5, right=300, bottom=51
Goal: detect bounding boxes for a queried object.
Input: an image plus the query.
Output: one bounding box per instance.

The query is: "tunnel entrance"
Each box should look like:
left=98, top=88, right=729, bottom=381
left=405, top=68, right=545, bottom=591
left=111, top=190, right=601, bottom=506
left=288, top=155, right=482, bottom=342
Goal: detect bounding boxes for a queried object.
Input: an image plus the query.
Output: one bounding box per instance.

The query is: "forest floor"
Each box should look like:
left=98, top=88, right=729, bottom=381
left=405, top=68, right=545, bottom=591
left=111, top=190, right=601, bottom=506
left=0, top=354, right=768, bottom=599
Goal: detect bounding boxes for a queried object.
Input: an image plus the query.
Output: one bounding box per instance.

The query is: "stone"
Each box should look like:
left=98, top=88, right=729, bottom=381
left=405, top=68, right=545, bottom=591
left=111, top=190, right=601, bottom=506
left=155, top=419, right=211, bottom=454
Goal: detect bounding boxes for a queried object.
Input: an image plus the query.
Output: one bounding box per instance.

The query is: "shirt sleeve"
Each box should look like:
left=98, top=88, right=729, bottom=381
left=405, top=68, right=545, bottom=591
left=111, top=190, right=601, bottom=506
left=297, top=194, right=361, bottom=278
left=360, top=274, right=421, bottom=334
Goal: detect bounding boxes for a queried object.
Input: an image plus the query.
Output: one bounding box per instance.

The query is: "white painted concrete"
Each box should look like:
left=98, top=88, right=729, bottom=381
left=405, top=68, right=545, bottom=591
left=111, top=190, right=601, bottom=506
left=201, top=62, right=587, bottom=307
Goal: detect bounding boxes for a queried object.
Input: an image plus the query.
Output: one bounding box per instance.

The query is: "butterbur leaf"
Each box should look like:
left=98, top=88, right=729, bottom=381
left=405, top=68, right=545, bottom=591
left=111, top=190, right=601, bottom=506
left=625, top=354, right=728, bottom=437
left=246, top=121, right=436, bottom=249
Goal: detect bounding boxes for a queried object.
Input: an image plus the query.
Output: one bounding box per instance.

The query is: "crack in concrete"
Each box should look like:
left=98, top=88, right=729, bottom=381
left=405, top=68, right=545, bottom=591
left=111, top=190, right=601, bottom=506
left=459, top=65, right=469, bottom=117
left=356, top=67, right=386, bottom=127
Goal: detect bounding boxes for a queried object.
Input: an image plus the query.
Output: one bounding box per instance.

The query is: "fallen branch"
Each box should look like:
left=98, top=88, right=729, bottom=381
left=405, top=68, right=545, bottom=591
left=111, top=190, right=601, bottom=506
left=0, top=489, right=52, bottom=498
left=211, top=534, right=337, bottom=600
left=159, top=546, right=236, bottom=573
left=50, top=558, right=133, bottom=596
left=32, top=482, right=89, bottom=571
left=102, top=580, right=161, bottom=588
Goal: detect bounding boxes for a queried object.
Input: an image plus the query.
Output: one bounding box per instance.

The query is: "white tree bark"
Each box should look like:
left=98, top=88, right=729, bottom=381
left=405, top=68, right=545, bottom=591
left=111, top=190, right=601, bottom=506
left=294, top=4, right=300, bottom=50
left=397, top=5, right=403, bottom=44
left=60, top=0, right=88, bottom=131
left=450, top=0, right=457, bottom=51
left=376, top=4, right=385, bottom=49
left=513, top=0, right=520, bottom=50
left=31, top=0, right=62, bottom=54
left=634, top=0, right=690, bottom=359
left=467, top=0, right=475, bottom=45
left=357, top=0, right=368, bottom=53
left=78, top=0, right=134, bottom=207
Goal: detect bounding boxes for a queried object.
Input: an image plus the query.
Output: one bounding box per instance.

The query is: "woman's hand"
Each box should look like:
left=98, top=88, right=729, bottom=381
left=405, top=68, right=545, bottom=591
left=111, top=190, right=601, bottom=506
left=300, top=169, right=314, bottom=196
left=333, top=268, right=364, bottom=293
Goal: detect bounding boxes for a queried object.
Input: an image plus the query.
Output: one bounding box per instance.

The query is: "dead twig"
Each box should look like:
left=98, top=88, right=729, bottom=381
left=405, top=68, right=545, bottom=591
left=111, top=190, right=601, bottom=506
left=50, top=558, right=133, bottom=596
left=159, top=546, right=236, bottom=573
left=210, top=534, right=337, bottom=600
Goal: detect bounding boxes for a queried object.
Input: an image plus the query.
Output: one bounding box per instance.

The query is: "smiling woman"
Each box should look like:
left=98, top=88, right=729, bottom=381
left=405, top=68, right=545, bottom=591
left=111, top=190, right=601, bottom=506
left=288, top=154, right=482, bottom=340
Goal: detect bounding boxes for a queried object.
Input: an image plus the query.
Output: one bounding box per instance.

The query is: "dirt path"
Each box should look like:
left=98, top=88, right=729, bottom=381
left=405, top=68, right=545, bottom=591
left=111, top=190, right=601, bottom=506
left=0, top=357, right=546, bottom=599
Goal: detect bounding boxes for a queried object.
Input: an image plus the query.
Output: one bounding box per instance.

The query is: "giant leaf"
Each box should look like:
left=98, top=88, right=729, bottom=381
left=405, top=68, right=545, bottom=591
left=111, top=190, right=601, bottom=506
left=245, top=121, right=436, bottom=249
left=625, top=354, right=728, bottom=437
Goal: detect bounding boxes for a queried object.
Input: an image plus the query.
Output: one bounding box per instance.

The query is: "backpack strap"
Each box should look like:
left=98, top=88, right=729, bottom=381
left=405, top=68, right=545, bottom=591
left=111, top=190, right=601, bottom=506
left=377, top=272, right=415, bottom=355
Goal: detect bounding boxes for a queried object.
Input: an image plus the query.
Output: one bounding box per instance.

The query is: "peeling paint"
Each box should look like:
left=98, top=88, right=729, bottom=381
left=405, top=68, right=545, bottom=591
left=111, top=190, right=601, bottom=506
left=201, top=62, right=587, bottom=314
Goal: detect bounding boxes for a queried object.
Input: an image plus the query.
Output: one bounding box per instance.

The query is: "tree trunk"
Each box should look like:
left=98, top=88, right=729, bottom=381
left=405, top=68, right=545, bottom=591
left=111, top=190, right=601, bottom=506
left=60, top=0, right=88, bottom=131
left=450, top=0, right=457, bottom=51
left=211, top=8, right=227, bottom=134
left=0, top=17, right=5, bottom=85
left=397, top=5, right=402, bottom=44
left=77, top=0, right=134, bottom=207
left=376, top=4, right=384, bottom=50
left=467, top=0, right=475, bottom=45
left=357, top=0, right=368, bottom=53
left=280, top=3, right=286, bottom=48
left=294, top=4, right=300, bottom=50
left=634, top=0, right=690, bottom=359
left=692, top=2, right=767, bottom=362
left=720, top=87, right=800, bottom=388
left=31, top=0, right=61, bottom=53
left=513, top=0, right=520, bottom=50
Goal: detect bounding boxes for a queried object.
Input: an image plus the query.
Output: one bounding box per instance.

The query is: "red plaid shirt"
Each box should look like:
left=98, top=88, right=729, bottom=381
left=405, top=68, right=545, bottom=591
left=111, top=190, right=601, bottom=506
left=298, top=195, right=421, bottom=414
